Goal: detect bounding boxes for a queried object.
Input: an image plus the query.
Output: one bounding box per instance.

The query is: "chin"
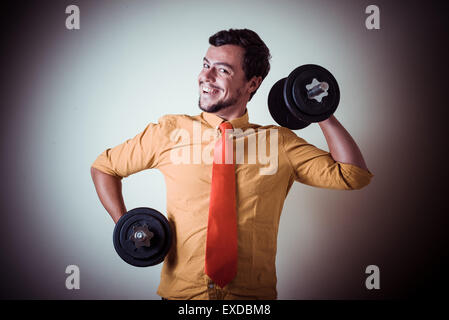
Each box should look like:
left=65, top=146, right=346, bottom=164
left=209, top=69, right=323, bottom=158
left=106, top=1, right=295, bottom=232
left=198, top=100, right=212, bottom=112
left=199, top=97, right=216, bottom=109
left=199, top=105, right=215, bottom=113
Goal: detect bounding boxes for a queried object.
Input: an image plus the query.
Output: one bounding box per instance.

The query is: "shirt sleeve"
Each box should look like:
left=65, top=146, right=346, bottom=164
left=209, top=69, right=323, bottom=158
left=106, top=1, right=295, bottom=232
left=91, top=116, right=174, bottom=179
left=280, top=127, right=373, bottom=190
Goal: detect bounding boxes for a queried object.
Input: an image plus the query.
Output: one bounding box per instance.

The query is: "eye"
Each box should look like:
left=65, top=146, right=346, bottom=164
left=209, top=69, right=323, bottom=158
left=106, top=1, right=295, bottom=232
left=203, top=63, right=209, bottom=69
left=219, top=68, right=229, bottom=74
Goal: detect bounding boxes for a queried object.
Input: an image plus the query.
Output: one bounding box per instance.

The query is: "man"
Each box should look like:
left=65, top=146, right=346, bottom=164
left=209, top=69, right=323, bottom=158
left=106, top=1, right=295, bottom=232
left=91, top=28, right=373, bottom=300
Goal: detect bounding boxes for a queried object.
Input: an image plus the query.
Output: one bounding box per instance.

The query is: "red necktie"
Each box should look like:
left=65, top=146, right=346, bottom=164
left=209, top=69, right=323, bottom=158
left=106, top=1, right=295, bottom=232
left=205, top=122, right=237, bottom=288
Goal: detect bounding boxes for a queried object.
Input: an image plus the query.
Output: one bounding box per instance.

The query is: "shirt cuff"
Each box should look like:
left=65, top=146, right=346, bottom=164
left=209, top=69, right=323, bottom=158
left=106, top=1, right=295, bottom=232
left=91, top=152, right=124, bottom=179
left=338, top=162, right=374, bottom=190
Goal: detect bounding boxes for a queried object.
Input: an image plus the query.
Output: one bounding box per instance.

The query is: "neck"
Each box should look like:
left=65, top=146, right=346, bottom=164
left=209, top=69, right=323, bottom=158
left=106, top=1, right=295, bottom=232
left=214, top=105, right=247, bottom=121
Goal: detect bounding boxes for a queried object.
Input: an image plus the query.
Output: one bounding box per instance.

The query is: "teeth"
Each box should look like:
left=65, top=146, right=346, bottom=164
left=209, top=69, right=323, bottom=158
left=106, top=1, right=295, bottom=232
left=202, top=86, right=218, bottom=94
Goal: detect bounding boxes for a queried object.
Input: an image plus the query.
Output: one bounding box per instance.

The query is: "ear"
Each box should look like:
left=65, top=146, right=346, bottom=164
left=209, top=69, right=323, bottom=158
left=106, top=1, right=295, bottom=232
left=248, top=76, right=263, bottom=94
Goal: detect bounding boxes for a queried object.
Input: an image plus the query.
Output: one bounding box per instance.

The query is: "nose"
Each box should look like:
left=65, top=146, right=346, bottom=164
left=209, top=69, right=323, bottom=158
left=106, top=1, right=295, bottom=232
left=199, top=66, right=216, bottom=83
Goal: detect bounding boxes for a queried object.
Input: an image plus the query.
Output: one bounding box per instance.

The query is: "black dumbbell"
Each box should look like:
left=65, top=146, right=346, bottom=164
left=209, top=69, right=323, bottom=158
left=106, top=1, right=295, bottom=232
left=113, top=207, right=172, bottom=267
left=268, top=64, right=340, bottom=130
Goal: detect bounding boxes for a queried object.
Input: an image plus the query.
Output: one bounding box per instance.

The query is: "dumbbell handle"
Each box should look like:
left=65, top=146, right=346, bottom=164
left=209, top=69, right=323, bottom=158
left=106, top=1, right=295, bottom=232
left=130, top=224, right=154, bottom=248
left=307, top=81, right=329, bottom=99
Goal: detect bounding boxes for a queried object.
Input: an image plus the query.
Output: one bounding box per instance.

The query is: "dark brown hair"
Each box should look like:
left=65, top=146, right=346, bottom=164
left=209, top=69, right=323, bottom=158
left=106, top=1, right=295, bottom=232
left=209, top=28, right=271, bottom=100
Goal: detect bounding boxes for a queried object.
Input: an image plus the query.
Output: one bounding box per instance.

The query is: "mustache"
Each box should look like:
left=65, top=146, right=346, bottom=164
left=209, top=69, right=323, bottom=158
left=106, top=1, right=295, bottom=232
left=199, top=82, right=222, bottom=91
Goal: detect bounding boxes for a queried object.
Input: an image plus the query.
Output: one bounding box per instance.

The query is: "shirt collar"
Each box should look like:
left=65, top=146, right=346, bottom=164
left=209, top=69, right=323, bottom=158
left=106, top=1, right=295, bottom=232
left=201, top=109, right=250, bottom=129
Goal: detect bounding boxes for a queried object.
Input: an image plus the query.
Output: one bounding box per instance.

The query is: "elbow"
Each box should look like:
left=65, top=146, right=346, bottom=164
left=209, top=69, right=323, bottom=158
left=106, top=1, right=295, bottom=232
left=90, top=165, right=124, bottom=181
left=91, top=166, right=108, bottom=181
left=91, top=166, right=99, bottom=178
left=338, top=162, right=374, bottom=190
left=347, top=175, right=373, bottom=190
left=350, top=182, right=370, bottom=190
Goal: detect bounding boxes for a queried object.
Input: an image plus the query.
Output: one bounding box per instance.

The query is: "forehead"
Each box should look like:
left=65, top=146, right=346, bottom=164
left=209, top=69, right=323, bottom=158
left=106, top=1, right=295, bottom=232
left=204, top=44, right=245, bottom=69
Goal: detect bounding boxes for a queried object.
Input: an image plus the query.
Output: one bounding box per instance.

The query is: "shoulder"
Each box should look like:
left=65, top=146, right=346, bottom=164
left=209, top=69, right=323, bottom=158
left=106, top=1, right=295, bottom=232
left=246, top=123, right=303, bottom=139
left=154, top=114, right=201, bottom=129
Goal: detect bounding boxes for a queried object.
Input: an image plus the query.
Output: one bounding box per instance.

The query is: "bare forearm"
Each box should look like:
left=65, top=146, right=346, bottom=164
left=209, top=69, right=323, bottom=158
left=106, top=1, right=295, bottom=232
left=90, top=167, right=127, bottom=223
left=318, top=115, right=369, bottom=170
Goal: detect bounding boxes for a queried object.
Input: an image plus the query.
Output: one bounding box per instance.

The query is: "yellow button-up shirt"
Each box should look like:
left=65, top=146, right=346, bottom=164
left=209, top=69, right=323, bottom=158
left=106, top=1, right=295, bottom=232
left=92, top=110, right=373, bottom=300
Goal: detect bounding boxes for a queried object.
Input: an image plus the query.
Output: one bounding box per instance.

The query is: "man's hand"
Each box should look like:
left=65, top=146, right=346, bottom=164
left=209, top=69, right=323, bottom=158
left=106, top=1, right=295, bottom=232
left=91, top=167, right=127, bottom=223
left=318, top=115, right=369, bottom=171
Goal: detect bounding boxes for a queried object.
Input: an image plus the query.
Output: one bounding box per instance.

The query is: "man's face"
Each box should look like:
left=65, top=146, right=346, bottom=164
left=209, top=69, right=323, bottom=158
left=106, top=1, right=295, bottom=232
left=198, top=44, right=250, bottom=113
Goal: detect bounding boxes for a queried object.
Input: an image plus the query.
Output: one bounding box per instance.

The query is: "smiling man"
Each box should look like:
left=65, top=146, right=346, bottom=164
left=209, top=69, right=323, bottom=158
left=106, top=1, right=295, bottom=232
left=91, top=28, right=373, bottom=300
left=198, top=43, right=262, bottom=120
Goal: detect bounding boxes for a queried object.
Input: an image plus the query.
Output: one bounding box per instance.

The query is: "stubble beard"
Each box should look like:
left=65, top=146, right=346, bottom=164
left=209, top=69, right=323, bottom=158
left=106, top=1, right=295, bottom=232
left=198, top=90, right=241, bottom=113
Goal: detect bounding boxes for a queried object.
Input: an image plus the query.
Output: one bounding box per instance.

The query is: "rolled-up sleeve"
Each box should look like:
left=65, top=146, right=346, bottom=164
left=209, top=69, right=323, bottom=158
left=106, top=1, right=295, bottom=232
left=91, top=116, right=173, bottom=178
left=280, top=127, right=373, bottom=190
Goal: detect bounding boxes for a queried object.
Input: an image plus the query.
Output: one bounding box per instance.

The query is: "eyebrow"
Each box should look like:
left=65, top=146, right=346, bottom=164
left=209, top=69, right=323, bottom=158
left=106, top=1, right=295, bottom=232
left=203, top=57, right=234, bottom=72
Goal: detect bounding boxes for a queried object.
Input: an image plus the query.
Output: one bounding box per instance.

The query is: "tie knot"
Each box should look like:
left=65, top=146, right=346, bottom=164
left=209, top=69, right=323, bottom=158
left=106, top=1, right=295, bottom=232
left=219, top=122, right=233, bottom=133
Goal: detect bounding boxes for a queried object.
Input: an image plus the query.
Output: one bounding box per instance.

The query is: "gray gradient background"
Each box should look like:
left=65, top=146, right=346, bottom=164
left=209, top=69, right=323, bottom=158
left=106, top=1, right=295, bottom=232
left=1, top=0, right=448, bottom=299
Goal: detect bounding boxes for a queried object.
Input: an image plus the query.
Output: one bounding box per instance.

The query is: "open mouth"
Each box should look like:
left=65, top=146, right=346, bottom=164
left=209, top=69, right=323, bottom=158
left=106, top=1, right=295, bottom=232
left=201, top=85, right=220, bottom=95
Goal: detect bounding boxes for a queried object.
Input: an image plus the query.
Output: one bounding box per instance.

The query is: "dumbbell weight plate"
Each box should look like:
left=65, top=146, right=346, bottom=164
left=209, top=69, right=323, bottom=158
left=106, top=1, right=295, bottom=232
left=268, top=78, right=311, bottom=130
left=284, top=64, right=340, bottom=123
left=113, top=207, right=172, bottom=267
